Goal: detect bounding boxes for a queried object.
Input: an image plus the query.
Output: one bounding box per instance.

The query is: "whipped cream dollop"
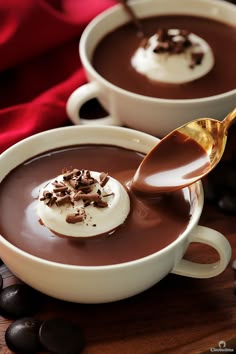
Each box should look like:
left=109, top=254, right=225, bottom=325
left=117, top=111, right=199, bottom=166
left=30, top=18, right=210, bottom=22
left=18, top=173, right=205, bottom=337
left=37, top=168, right=130, bottom=238
left=131, top=28, right=214, bottom=84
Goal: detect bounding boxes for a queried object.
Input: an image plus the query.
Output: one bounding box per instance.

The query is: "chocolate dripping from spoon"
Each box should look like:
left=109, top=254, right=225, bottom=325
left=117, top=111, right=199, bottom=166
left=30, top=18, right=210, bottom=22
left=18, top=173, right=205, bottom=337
left=131, top=108, right=236, bottom=197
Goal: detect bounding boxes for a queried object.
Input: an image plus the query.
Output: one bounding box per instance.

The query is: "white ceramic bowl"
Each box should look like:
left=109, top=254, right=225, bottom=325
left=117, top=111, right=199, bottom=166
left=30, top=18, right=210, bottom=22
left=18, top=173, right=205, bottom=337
left=66, top=0, right=236, bottom=137
left=0, top=126, right=232, bottom=303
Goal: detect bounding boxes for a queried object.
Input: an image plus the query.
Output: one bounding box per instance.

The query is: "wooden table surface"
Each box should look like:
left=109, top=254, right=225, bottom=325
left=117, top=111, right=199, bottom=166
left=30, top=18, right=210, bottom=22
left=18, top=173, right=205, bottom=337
left=1, top=108, right=236, bottom=353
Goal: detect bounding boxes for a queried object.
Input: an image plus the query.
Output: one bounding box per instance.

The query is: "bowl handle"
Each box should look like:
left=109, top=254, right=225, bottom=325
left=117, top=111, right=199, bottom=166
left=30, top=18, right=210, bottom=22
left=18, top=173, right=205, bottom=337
left=171, top=225, right=232, bottom=278
left=66, top=81, right=120, bottom=126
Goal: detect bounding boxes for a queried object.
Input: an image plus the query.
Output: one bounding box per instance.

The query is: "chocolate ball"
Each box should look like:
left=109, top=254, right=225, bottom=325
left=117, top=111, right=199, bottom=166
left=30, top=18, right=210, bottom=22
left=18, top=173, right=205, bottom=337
left=0, top=283, right=42, bottom=318
left=5, top=317, right=43, bottom=354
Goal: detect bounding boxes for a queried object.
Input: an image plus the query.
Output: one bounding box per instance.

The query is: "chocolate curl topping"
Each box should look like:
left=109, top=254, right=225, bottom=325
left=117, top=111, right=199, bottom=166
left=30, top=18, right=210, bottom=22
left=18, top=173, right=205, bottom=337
left=190, top=50, right=204, bottom=68
left=153, top=28, right=192, bottom=54
left=46, top=196, right=57, bottom=207
left=40, top=190, right=52, bottom=201
left=52, top=181, right=65, bottom=188
left=68, top=178, right=78, bottom=189
left=40, top=168, right=115, bottom=225
left=94, top=200, right=108, bottom=208
left=156, top=28, right=168, bottom=42
left=80, top=176, right=95, bottom=185
left=99, top=172, right=109, bottom=187
left=77, top=185, right=93, bottom=193
left=80, top=173, right=96, bottom=186
left=66, top=213, right=84, bottom=224
left=74, top=192, right=101, bottom=203
left=56, top=195, right=71, bottom=206
left=53, top=186, right=68, bottom=193
left=63, top=169, right=80, bottom=181
left=63, top=171, right=75, bottom=181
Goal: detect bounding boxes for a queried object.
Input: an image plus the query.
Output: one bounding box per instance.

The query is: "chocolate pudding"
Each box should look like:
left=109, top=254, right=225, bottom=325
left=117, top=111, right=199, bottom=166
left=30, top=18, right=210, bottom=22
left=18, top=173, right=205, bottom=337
left=92, top=15, right=236, bottom=99
left=0, top=145, right=192, bottom=266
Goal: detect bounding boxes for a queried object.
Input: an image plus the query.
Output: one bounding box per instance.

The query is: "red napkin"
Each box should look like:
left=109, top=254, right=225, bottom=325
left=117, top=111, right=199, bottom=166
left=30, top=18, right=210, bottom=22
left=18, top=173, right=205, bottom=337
left=0, top=0, right=115, bottom=154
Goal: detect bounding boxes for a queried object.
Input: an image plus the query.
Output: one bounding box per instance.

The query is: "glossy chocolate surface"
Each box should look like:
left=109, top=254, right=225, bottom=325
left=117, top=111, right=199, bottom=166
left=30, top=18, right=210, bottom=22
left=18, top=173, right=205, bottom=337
left=0, top=145, right=191, bottom=266
left=132, top=131, right=210, bottom=194
left=92, top=15, right=236, bottom=99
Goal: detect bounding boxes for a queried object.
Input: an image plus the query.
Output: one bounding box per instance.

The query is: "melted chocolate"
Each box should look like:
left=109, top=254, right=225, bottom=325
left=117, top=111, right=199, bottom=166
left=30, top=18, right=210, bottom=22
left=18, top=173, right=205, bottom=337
left=0, top=145, right=191, bottom=266
left=92, top=15, right=236, bottom=99
left=132, top=131, right=210, bottom=194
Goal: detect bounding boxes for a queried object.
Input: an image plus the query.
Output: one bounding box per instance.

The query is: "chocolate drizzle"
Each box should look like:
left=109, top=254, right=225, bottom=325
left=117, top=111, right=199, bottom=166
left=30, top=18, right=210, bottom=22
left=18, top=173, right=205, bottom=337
left=39, top=168, right=113, bottom=224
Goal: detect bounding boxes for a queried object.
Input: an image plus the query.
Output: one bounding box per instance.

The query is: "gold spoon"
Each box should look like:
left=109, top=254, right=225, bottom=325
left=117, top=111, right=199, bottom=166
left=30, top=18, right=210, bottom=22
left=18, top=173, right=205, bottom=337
left=132, top=108, right=236, bottom=195
left=118, top=0, right=144, bottom=37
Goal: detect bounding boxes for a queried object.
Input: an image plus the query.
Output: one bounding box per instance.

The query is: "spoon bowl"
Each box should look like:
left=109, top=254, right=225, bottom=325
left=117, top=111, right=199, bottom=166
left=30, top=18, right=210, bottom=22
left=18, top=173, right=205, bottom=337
left=132, top=108, right=236, bottom=195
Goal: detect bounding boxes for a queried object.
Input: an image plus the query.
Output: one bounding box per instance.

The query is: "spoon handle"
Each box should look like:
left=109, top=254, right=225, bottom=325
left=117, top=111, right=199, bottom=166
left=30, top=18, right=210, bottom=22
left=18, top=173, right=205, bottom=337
left=223, top=107, right=236, bottom=132
left=118, top=0, right=144, bottom=37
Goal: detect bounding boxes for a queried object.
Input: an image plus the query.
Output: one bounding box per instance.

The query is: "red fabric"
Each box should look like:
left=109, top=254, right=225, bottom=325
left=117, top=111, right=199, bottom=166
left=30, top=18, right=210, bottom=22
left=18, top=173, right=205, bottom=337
left=0, top=0, right=115, bottom=153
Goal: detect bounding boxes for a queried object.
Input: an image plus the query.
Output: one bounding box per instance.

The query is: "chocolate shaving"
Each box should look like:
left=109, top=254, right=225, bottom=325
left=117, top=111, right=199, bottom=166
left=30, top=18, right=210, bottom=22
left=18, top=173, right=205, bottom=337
left=153, top=28, right=192, bottom=54
left=73, top=190, right=83, bottom=200
left=74, top=192, right=101, bottom=202
left=99, top=172, right=109, bottom=187
left=46, top=196, right=57, bottom=207
left=66, top=213, right=84, bottom=224
left=103, top=192, right=114, bottom=198
left=80, top=175, right=96, bottom=186
left=40, top=190, right=52, bottom=200
left=68, top=178, right=78, bottom=189
left=52, top=182, right=65, bottom=188
left=40, top=168, right=115, bottom=228
left=94, top=200, right=108, bottom=208
left=77, top=185, right=93, bottom=193
left=53, top=186, right=68, bottom=193
left=56, top=195, right=71, bottom=206
left=63, top=171, right=75, bottom=180
left=84, top=200, right=91, bottom=207
left=63, top=169, right=80, bottom=181
left=148, top=28, right=205, bottom=68
left=190, top=50, right=204, bottom=68
left=38, top=218, right=44, bottom=225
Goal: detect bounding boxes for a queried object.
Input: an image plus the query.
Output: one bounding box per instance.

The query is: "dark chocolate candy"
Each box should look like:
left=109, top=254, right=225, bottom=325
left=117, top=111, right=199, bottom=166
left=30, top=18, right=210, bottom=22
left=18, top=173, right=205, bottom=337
left=39, top=318, right=85, bottom=354
left=0, top=283, right=42, bottom=318
left=5, top=317, right=43, bottom=354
